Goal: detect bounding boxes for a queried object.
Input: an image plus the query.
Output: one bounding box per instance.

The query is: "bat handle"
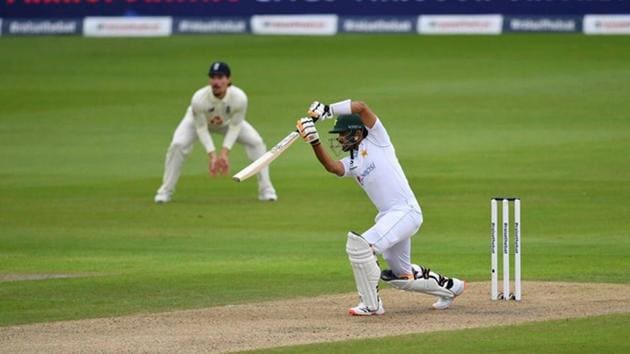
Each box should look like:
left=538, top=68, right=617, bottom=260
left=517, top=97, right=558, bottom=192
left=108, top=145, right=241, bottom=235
left=294, top=116, right=320, bottom=133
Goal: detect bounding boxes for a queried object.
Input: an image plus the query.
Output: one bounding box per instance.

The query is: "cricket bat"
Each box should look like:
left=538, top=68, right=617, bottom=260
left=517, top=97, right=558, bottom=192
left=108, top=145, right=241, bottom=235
left=232, top=131, right=301, bottom=182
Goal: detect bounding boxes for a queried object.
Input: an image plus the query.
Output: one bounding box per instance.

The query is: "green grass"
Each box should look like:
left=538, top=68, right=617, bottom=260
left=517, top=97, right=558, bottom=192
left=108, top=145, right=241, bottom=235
left=1, top=34, right=629, bottom=350
left=244, top=313, right=630, bottom=353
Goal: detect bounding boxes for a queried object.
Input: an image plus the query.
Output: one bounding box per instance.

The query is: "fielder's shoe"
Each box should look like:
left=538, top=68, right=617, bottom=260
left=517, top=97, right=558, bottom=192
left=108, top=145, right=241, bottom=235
left=348, top=298, right=385, bottom=316
left=258, top=187, right=277, bottom=201
left=432, top=278, right=466, bottom=310
left=154, top=192, right=172, bottom=204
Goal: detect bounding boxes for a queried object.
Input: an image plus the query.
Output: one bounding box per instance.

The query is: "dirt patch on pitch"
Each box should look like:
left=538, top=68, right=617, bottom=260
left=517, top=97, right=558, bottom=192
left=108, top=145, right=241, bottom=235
left=1, top=281, right=629, bottom=353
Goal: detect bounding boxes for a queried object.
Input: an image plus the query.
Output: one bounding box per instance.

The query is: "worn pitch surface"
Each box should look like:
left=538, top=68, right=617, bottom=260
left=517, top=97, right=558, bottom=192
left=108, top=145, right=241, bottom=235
left=2, top=281, right=629, bottom=353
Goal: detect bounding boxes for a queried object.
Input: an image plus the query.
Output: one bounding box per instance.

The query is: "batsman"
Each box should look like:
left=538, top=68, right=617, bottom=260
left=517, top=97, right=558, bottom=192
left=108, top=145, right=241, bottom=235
left=297, top=99, right=466, bottom=316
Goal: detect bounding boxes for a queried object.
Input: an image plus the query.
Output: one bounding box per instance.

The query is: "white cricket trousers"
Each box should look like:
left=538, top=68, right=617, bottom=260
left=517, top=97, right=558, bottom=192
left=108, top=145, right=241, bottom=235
left=156, top=106, right=273, bottom=196
left=362, top=206, right=423, bottom=277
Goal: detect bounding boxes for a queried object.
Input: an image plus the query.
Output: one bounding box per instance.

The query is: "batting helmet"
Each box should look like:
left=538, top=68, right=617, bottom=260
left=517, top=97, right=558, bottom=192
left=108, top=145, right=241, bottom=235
left=329, top=114, right=365, bottom=134
left=329, top=114, right=367, bottom=152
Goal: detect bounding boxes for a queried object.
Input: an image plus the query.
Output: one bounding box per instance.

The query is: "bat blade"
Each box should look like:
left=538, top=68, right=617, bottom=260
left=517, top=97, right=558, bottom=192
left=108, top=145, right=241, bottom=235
left=232, top=131, right=300, bottom=182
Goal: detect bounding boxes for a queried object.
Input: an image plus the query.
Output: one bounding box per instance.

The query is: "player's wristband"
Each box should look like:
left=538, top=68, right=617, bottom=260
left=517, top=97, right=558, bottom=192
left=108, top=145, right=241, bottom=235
left=330, top=99, right=352, bottom=116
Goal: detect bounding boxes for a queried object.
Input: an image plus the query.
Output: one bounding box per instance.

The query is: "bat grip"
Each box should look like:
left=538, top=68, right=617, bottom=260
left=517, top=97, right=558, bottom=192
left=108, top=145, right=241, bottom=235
left=294, top=116, right=320, bottom=133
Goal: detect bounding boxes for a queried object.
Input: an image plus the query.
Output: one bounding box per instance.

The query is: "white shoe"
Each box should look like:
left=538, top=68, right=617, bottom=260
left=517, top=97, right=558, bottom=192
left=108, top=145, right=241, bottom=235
left=348, top=298, right=385, bottom=316
left=258, top=187, right=277, bottom=201
left=432, top=278, right=466, bottom=310
left=154, top=193, right=171, bottom=204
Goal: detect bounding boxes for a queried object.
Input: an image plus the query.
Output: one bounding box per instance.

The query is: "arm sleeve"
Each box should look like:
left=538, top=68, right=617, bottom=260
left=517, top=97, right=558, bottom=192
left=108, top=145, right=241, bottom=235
left=222, top=92, right=247, bottom=150
left=222, top=108, right=245, bottom=150
left=365, top=118, right=392, bottom=147
left=192, top=106, right=216, bottom=154
left=340, top=156, right=352, bottom=178
left=330, top=99, right=352, bottom=115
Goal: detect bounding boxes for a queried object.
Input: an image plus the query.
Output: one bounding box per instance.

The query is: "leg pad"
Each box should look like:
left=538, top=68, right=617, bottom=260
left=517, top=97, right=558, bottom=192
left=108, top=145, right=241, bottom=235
left=383, top=264, right=455, bottom=298
left=346, top=231, right=381, bottom=311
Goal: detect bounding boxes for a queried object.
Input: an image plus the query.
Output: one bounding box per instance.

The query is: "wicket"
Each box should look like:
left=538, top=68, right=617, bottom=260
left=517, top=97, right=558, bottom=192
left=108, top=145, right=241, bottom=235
left=490, top=197, right=521, bottom=301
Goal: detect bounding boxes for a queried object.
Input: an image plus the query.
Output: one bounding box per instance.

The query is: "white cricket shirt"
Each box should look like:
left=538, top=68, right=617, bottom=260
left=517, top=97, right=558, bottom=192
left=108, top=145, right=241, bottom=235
left=340, top=118, right=421, bottom=213
left=190, top=85, right=248, bottom=153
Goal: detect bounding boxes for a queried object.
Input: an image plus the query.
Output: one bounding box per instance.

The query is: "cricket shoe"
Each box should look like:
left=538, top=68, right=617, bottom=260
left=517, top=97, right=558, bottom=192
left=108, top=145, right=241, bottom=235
left=348, top=298, right=385, bottom=316
left=258, top=187, right=277, bottom=201
left=432, top=278, right=466, bottom=310
left=154, top=192, right=172, bottom=204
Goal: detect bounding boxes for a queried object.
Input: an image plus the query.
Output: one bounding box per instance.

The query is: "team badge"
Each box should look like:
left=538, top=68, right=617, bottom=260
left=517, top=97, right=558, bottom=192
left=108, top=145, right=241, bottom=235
left=360, top=149, right=368, bottom=157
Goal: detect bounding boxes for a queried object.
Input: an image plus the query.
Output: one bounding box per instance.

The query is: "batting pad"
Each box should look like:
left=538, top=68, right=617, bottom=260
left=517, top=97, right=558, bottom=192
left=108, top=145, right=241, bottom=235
left=387, top=267, right=454, bottom=298
left=387, top=279, right=454, bottom=297
left=346, top=231, right=381, bottom=311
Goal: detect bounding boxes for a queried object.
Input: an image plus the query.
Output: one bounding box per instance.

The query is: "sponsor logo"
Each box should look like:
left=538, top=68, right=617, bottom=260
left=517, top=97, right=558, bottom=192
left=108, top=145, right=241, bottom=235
left=83, top=17, right=172, bottom=37
left=8, top=20, right=78, bottom=35
left=98, top=23, right=160, bottom=31
left=265, top=21, right=323, bottom=29
left=507, top=17, right=578, bottom=32
left=176, top=19, right=247, bottom=34
left=419, top=15, right=503, bottom=35
left=341, top=17, right=413, bottom=33
left=210, top=116, right=224, bottom=126
left=356, top=162, right=375, bottom=186
left=584, top=15, right=630, bottom=34
left=251, top=15, right=338, bottom=35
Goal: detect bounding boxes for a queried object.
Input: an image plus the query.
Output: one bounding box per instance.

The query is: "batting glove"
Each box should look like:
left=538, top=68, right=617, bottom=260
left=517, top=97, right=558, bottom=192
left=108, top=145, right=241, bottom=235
left=296, top=117, right=320, bottom=146
left=307, top=101, right=333, bottom=121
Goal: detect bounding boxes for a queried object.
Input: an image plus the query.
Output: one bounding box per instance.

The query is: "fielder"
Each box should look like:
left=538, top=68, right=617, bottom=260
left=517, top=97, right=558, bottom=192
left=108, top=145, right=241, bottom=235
left=297, top=99, right=465, bottom=316
left=155, top=61, right=277, bottom=203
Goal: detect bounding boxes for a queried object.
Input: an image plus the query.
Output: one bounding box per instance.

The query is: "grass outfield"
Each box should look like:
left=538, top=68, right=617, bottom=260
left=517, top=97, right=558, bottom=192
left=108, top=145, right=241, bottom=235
left=1, top=35, right=629, bottom=349
left=245, top=314, right=630, bottom=353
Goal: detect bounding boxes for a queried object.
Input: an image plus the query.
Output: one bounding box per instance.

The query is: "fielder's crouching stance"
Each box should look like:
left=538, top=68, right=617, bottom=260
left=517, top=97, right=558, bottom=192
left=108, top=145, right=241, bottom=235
left=155, top=61, right=277, bottom=203
left=297, top=99, right=465, bottom=316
